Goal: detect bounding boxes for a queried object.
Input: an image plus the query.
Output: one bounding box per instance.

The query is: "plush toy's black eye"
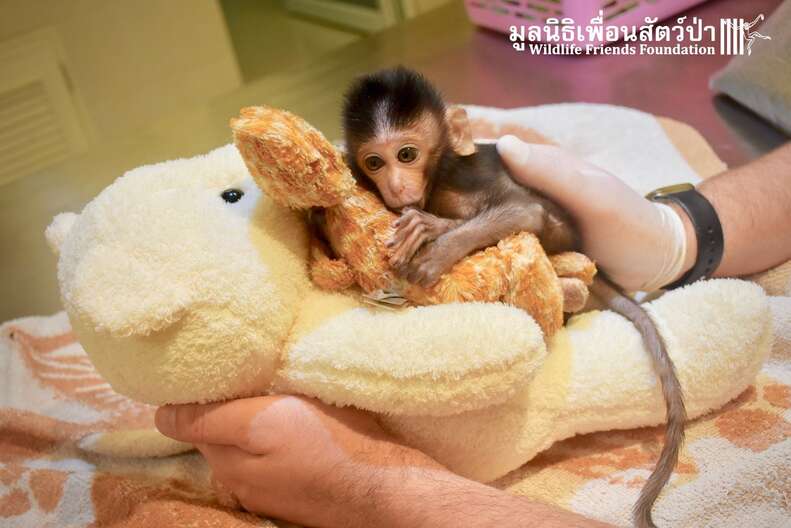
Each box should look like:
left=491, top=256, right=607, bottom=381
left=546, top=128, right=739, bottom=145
left=221, top=189, right=244, bottom=203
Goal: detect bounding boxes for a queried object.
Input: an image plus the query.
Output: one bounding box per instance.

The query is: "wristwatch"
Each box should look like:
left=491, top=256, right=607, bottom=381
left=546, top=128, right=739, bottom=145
left=645, top=183, right=724, bottom=290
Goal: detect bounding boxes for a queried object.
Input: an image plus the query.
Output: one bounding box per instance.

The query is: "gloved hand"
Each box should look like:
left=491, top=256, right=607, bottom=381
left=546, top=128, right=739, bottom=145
left=497, top=135, right=694, bottom=292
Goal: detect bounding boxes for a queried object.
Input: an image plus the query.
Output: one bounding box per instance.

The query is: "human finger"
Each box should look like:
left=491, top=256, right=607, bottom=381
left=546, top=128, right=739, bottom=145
left=155, top=397, right=275, bottom=450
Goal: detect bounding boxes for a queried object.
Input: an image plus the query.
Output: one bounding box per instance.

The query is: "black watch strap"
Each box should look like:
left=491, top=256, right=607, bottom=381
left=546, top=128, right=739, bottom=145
left=647, top=187, right=724, bottom=290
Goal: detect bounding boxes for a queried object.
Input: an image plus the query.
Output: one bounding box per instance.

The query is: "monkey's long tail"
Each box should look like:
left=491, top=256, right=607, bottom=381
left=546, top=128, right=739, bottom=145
left=590, top=277, right=687, bottom=528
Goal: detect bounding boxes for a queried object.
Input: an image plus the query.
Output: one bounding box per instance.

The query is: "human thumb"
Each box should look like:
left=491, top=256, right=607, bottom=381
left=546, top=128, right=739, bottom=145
left=496, top=134, right=532, bottom=168
left=155, top=402, right=243, bottom=445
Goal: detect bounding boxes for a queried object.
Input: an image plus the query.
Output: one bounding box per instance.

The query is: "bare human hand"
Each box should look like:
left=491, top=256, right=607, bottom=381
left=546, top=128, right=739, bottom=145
left=155, top=395, right=440, bottom=527
left=155, top=395, right=613, bottom=528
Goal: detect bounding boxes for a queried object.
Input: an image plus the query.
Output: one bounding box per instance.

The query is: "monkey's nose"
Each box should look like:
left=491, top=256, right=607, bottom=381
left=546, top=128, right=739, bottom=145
left=389, top=175, right=407, bottom=195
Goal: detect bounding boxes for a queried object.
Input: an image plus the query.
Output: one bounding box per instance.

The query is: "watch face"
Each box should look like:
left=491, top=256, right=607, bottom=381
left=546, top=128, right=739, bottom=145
left=645, top=183, right=695, bottom=200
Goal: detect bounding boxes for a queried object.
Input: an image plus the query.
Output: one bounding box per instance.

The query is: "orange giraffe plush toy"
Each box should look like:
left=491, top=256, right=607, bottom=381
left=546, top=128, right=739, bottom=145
left=231, top=106, right=595, bottom=336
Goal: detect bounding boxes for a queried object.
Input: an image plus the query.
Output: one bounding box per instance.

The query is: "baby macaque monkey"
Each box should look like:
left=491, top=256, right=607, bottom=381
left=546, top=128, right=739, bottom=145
left=343, top=68, right=576, bottom=285
left=343, top=66, right=685, bottom=528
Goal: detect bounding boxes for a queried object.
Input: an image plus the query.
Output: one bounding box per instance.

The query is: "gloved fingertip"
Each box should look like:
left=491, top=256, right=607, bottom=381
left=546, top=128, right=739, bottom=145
left=496, top=135, right=530, bottom=166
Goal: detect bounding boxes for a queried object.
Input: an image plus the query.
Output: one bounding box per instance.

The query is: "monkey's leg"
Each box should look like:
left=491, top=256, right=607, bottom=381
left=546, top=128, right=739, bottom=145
left=559, top=277, right=588, bottom=313
left=405, top=201, right=547, bottom=287
left=542, top=212, right=579, bottom=254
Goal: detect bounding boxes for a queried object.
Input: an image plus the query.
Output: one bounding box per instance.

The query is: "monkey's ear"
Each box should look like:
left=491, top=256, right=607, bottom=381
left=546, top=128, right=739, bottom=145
left=446, top=106, right=476, bottom=156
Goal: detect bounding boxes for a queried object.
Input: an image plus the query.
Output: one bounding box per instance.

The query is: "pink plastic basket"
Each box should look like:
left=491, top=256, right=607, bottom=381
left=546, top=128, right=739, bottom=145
left=465, top=0, right=710, bottom=45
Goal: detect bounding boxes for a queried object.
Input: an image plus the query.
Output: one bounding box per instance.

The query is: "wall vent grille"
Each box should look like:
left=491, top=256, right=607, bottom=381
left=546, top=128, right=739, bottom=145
left=0, top=80, right=71, bottom=185
left=0, top=29, right=87, bottom=186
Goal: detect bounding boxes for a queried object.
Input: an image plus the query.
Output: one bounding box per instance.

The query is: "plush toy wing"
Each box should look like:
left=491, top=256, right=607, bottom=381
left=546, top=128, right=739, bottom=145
left=46, top=194, right=197, bottom=337
left=274, top=289, right=549, bottom=417
left=381, top=279, right=773, bottom=482
left=78, top=429, right=193, bottom=458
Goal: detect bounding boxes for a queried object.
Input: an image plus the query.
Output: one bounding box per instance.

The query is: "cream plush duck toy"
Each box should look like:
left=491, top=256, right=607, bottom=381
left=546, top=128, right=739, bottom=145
left=45, top=108, right=772, bottom=488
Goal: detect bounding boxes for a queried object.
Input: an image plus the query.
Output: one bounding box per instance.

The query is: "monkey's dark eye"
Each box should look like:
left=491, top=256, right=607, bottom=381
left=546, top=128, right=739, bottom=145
left=221, top=189, right=244, bottom=203
left=364, top=155, right=385, bottom=172
left=397, top=146, right=418, bottom=163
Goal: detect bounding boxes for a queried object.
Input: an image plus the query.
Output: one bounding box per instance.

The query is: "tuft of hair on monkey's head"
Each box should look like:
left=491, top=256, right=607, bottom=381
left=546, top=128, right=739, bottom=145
left=342, top=66, right=447, bottom=156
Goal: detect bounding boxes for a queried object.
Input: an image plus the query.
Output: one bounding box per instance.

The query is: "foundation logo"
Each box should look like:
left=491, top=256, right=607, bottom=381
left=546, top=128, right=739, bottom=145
left=509, top=12, right=772, bottom=57
left=721, top=15, right=771, bottom=56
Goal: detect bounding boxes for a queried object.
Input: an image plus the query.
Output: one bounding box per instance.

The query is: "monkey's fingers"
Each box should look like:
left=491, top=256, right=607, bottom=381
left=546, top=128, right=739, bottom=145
left=389, top=226, right=428, bottom=269
left=406, top=248, right=448, bottom=288
left=408, top=262, right=442, bottom=288
left=391, top=206, right=422, bottom=228
left=387, top=213, right=425, bottom=248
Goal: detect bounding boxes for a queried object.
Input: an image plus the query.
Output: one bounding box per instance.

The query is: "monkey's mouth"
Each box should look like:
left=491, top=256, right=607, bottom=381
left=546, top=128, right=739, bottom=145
left=394, top=192, right=427, bottom=211
left=395, top=198, right=425, bottom=212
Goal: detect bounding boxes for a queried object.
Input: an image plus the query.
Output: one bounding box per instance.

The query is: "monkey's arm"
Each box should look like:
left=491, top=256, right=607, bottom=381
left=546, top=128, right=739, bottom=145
left=404, top=201, right=547, bottom=287
left=388, top=208, right=463, bottom=270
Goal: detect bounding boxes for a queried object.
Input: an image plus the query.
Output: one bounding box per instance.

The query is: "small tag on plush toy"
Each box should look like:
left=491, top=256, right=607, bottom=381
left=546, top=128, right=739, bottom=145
left=361, top=289, right=409, bottom=310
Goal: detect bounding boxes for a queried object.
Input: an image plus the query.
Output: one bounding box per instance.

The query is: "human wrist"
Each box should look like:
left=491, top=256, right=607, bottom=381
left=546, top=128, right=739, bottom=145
left=666, top=202, right=698, bottom=285
left=362, top=461, right=493, bottom=528
left=388, top=469, right=481, bottom=528
left=627, top=202, right=693, bottom=292
left=350, top=447, right=448, bottom=528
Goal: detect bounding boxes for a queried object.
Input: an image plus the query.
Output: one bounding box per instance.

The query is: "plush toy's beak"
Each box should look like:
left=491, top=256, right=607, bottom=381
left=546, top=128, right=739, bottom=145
left=45, top=212, right=78, bottom=256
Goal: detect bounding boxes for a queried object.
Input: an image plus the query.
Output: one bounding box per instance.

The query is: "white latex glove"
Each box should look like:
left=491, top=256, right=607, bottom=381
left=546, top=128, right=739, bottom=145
left=497, top=135, right=692, bottom=292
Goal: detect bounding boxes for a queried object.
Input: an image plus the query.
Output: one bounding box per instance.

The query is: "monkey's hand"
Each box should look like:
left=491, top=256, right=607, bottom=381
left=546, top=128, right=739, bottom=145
left=387, top=208, right=461, bottom=271
left=403, top=234, right=465, bottom=288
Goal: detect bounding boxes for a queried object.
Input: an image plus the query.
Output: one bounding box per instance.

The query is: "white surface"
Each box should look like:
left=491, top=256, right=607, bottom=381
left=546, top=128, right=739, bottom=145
left=465, top=103, right=702, bottom=196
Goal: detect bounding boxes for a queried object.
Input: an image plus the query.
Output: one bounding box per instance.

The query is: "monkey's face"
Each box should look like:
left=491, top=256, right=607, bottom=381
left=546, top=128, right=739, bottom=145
left=354, top=114, right=442, bottom=210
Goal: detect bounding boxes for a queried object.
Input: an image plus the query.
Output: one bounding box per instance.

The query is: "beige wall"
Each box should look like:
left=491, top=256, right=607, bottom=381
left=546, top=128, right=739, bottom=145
left=0, top=0, right=242, bottom=140
left=404, top=0, right=454, bottom=17
left=222, top=0, right=360, bottom=82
